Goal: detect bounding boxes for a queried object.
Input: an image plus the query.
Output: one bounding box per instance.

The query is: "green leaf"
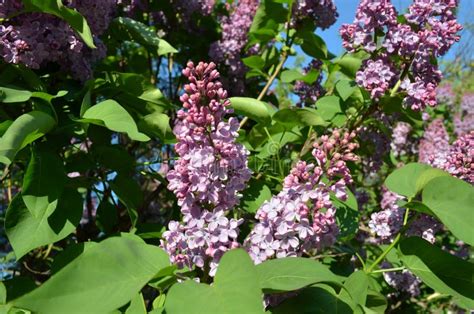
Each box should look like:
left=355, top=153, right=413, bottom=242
left=335, top=80, right=357, bottom=101
left=271, top=284, right=353, bottom=314
left=300, top=32, right=328, bottom=60
left=280, top=70, right=303, bottom=83
left=0, top=111, right=56, bottom=165
left=5, top=189, right=83, bottom=259
left=125, top=293, right=147, bottom=314
left=11, top=236, right=170, bottom=314
left=241, top=179, right=272, bottom=213
left=399, top=237, right=474, bottom=305
left=138, top=112, right=174, bottom=143
left=256, top=257, right=341, bottom=293
left=339, top=271, right=368, bottom=306
left=51, top=242, right=97, bottom=274
left=333, top=190, right=359, bottom=240
left=22, top=148, right=66, bottom=217
left=229, top=97, right=273, bottom=125
left=82, top=99, right=150, bottom=142
left=422, top=176, right=474, bottom=245
left=22, top=0, right=95, bottom=48
left=385, top=163, right=444, bottom=198
left=165, top=249, right=264, bottom=314
left=315, top=96, right=342, bottom=121
left=242, top=56, right=265, bottom=70
left=364, top=290, right=387, bottom=314
left=95, top=201, right=119, bottom=234
left=110, top=174, right=143, bottom=227
left=0, top=282, right=6, bottom=304
left=0, top=87, right=32, bottom=103
left=335, top=56, right=362, bottom=78
left=158, top=39, right=178, bottom=55
left=272, top=108, right=328, bottom=128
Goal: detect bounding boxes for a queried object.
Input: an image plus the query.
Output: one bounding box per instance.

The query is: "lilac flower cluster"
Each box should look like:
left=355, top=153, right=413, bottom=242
left=161, top=62, right=251, bottom=275
left=209, top=0, right=259, bottom=95
left=442, top=131, right=474, bottom=184
left=382, top=262, right=421, bottom=297
left=0, top=1, right=115, bottom=80
left=340, top=0, right=462, bottom=111
left=173, top=0, right=215, bottom=21
left=369, top=188, right=441, bottom=243
left=245, top=130, right=359, bottom=264
left=418, top=119, right=450, bottom=167
left=454, top=93, right=474, bottom=136
left=291, top=0, right=338, bottom=30
left=390, top=122, right=416, bottom=157
left=294, top=60, right=325, bottom=106
left=436, top=83, right=455, bottom=106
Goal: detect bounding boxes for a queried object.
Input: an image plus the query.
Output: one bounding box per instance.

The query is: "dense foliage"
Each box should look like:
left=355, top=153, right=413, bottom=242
left=0, top=0, right=472, bottom=313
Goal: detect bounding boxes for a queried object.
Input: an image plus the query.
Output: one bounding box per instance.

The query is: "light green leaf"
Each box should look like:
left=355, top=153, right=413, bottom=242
left=125, top=294, right=147, bottom=314
left=82, top=99, right=150, bottom=142
left=0, top=87, right=32, bottom=103
left=256, top=257, right=341, bottom=293
left=272, top=108, right=328, bottom=128
left=229, top=97, right=273, bottom=125
left=339, top=271, right=368, bottom=306
left=385, top=163, right=443, bottom=198
left=158, top=39, right=178, bottom=55
left=165, top=249, right=264, bottom=314
left=335, top=80, right=357, bottom=101
left=335, top=56, right=362, bottom=78
left=243, top=56, right=265, bottom=70
left=315, top=95, right=342, bottom=121
left=138, top=112, right=174, bottom=143
left=22, top=0, right=95, bottom=48
left=0, top=111, right=56, bottom=165
left=22, top=148, right=66, bottom=218
left=5, top=189, right=82, bottom=259
left=399, top=237, right=474, bottom=305
left=11, top=236, right=170, bottom=314
left=422, top=176, right=474, bottom=245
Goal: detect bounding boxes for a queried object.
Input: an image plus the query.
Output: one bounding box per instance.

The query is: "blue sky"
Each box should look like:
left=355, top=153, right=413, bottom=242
left=316, top=0, right=473, bottom=61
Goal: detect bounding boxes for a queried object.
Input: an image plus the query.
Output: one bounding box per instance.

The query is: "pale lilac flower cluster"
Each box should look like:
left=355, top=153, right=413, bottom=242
left=245, top=131, right=359, bottom=264
left=418, top=119, right=450, bottom=167
left=390, top=122, right=415, bottom=157
left=369, top=189, right=404, bottom=240
left=341, top=0, right=462, bottom=111
left=0, top=1, right=114, bottom=80
left=381, top=262, right=421, bottom=297
left=209, top=0, right=259, bottom=95
left=291, top=0, right=338, bottom=30
left=369, top=188, right=441, bottom=243
left=454, top=93, right=474, bottom=136
left=162, top=62, right=251, bottom=275
left=436, top=83, right=455, bottom=106
left=294, top=60, right=325, bottom=106
left=441, top=131, right=474, bottom=184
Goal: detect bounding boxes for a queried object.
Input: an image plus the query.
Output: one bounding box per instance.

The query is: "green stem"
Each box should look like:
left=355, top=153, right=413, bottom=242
left=371, top=266, right=406, bottom=274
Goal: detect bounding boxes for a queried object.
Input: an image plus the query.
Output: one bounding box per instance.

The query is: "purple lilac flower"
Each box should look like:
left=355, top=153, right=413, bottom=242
left=0, top=0, right=22, bottom=18
left=441, top=131, right=474, bottom=184
left=161, top=61, right=251, bottom=275
left=209, top=0, right=259, bottom=95
left=382, top=262, right=421, bottom=297
left=245, top=130, right=359, bottom=264
left=291, top=0, right=338, bottom=30
left=436, top=83, right=455, bottom=106
left=173, top=0, right=215, bottom=20
left=454, top=93, right=474, bottom=136
left=356, top=58, right=397, bottom=100
left=294, top=60, right=325, bottom=106
left=418, top=119, right=450, bottom=167
left=0, top=1, right=114, bottom=81
left=390, top=122, right=416, bottom=157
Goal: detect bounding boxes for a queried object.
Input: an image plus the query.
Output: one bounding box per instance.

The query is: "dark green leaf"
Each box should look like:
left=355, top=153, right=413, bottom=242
left=22, top=148, right=66, bottom=217
left=110, top=174, right=143, bottom=227
left=125, top=293, right=147, bottom=314
left=5, top=189, right=83, bottom=259
left=339, top=271, right=368, bottom=306
left=0, top=111, right=56, bottom=165
left=335, top=56, right=362, bottom=78
left=81, top=99, right=150, bottom=142
left=138, top=112, right=174, bottom=143
left=241, top=179, right=272, bottom=213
